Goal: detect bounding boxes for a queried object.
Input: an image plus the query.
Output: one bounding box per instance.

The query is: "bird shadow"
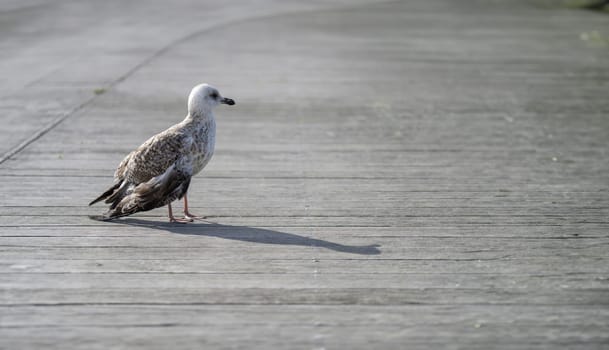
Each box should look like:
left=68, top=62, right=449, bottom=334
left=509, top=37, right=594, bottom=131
left=113, top=218, right=381, bottom=255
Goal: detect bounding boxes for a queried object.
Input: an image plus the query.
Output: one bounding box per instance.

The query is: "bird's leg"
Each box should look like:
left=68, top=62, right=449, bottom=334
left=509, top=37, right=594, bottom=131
left=183, top=194, right=205, bottom=220
left=168, top=202, right=192, bottom=223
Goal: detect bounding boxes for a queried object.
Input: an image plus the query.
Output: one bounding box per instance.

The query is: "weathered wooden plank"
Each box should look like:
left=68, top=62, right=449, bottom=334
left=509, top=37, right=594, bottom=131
left=1, top=305, right=608, bottom=350
left=4, top=204, right=609, bottom=219
left=1, top=225, right=607, bottom=239
left=1, top=235, right=608, bottom=255
left=1, top=246, right=606, bottom=261
left=1, top=257, right=608, bottom=275
left=2, top=287, right=608, bottom=306
left=1, top=272, right=607, bottom=290
left=3, top=304, right=609, bottom=326
left=0, top=328, right=606, bottom=350
left=2, top=214, right=607, bottom=228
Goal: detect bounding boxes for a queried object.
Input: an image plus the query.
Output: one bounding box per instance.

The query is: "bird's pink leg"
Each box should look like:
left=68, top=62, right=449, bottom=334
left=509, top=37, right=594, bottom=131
left=183, top=194, right=205, bottom=220
left=168, top=202, right=192, bottom=223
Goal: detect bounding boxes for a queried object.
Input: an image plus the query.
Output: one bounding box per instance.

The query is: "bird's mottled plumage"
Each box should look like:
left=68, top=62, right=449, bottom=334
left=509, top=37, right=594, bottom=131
left=89, top=83, right=235, bottom=221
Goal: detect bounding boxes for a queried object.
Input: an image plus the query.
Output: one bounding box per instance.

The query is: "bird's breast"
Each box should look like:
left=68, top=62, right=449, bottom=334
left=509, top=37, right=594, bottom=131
left=191, top=120, right=216, bottom=175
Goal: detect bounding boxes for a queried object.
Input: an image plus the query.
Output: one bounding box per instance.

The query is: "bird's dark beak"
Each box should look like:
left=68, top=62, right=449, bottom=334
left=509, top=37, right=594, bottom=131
left=221, top=97, right=235, bottom=105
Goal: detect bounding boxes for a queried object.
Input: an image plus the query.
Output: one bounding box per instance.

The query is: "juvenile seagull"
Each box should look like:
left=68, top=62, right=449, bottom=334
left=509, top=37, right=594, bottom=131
left=89, top=83, right=235, bottom=223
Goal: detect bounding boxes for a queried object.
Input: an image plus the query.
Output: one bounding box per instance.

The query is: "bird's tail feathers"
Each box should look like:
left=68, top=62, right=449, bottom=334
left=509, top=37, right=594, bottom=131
left=105, top=181, right=132, bottom=209
left=89, top=182, right=121, bottom=206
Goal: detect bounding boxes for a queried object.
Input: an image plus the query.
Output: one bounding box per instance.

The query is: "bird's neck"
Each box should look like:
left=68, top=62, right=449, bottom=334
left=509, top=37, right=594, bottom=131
left=184, top=110, right=215, bottom=125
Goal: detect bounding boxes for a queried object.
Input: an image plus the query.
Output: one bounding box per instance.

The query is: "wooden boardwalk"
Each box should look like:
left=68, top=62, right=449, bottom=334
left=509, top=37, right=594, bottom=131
left=1, top=0, right=608, bottom=348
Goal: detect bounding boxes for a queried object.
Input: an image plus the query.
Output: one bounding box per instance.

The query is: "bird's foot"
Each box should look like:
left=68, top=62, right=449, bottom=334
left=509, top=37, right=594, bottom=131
left=169, top=216, right=193, bottom=224
left=184, top=211, right=207, bottom=221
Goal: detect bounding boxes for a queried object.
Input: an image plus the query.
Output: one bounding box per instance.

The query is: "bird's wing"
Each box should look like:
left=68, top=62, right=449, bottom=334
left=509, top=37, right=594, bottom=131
left=90, top=123, right=190, bottom=208
left=104, top=156, right=194, bottom=219
left=114, top=150, right=135, bottom=182
left=124, top=124, right=192, bottom=184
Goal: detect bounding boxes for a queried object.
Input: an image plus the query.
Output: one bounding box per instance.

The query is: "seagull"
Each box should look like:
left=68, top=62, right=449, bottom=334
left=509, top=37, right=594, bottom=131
left=89, top=83, right=235, bottom=223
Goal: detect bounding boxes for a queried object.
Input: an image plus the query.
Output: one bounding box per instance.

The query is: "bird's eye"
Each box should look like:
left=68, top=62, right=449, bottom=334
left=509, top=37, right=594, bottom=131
left=210, top=92, right=218, bottom=99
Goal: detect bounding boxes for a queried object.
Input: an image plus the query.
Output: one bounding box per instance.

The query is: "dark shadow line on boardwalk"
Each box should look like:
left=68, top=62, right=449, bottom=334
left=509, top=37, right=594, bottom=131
left=114, top=218, right=381, bottom=255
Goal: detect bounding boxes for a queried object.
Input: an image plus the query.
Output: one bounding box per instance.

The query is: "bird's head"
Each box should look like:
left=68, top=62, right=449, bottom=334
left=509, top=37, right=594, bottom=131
left=188, top=83, right=235, bottom=116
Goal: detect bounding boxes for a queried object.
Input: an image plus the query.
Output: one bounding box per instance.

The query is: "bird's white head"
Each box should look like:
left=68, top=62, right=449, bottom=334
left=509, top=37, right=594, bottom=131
left=187, top=83, right=235, bottom=117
